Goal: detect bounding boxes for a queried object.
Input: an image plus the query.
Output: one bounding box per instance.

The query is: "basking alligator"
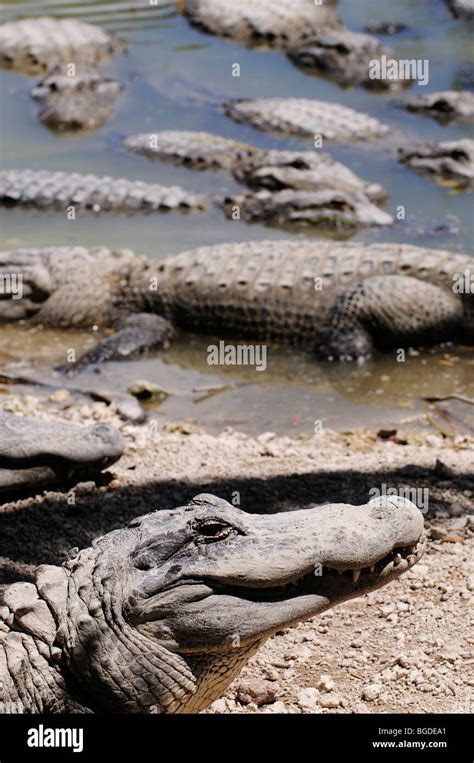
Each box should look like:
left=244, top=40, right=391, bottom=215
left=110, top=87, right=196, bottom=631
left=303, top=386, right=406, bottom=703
left=0, top=492, right=424, bottom=713
left=224, top=98, right=390, bottom=141
left=398, top=139, right=474, bottom=187
left=397, top=90, right=474, bottom=123
left=30, top=68, right=123, bottom=131
left=0, top=241, right=472, bottom=370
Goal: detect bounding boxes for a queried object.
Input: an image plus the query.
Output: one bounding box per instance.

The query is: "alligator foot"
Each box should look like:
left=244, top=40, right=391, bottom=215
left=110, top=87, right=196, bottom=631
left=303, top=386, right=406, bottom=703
left=314, top=275, right=465, bottom=360
left=55, top=313, right=175, bottom=375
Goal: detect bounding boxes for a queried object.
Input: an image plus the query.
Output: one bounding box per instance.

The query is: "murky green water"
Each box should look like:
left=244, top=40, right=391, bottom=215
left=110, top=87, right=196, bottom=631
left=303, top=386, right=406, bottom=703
left=0, top=0, right=473, bottom=434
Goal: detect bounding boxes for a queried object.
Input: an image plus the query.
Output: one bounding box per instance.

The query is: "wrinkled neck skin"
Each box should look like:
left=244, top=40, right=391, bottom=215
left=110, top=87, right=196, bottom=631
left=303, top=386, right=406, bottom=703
left=0, top=553, right=262, bottom=714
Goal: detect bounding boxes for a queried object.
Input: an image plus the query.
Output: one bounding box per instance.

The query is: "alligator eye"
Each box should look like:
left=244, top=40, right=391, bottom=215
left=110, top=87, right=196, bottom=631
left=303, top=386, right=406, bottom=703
left=194, top=520, right=235, bottom=544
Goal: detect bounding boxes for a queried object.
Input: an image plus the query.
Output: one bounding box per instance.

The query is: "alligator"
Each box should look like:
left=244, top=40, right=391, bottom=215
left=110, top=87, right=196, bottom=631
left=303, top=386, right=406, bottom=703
left=0, top=413, right=123, bottom=494
left=0, top=17, right=121, bottom=75
left=0, top=170, right=209, bottom=214
left=123, top=131, right=387, bottom=202
left=30, top=67, right=123, bottom=131
left=223, top=188, right=393, bottom=228
left=0, top=166, right=390, bottom=231
left=444, top=0, right=474, bottom=20
left=0, top=492, right=424, bottom=713
left=364, top=21, right=408, bottom=35
left=183, top=0, right=341, bottom=47
left=288, top=29, right=406, bottom=90
left=224, top=98, right=390, bottom=142
left=0, top=241, right=472, bottom=371
left=398, top=139, right=474, bottom=187
left=397, top=90, right=474, bottom=123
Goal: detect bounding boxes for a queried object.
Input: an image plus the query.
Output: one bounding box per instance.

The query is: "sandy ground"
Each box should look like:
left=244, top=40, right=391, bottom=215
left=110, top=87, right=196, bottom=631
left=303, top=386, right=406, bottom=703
left=0, top=392, right=472, bottom=714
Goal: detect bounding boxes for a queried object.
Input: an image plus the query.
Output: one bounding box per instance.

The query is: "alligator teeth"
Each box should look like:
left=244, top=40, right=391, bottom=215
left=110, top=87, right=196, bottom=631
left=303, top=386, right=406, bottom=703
left=369, top=565, right=375, bottom=573
left=352, top=569, right=361, bottom=584
left=393, top=553, right=402, bottom=566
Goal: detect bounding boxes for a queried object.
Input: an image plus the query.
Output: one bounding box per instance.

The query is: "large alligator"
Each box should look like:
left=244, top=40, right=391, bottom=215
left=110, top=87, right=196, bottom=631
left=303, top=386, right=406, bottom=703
left=398, top=139, right=474, bottom=187
left=0, top=241, right=472, bottom=371
left=0, top=492, right=424, bottom=713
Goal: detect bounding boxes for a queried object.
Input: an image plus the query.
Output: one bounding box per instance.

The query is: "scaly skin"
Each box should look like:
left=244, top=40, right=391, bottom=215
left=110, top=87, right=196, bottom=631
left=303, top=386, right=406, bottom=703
left=0, top=493, right=424, bottom=713
left=183, top=0, right=341, bottom=47
left=0, top=17, right=121, bottom=75
left=224, top=98, right=390, bottom=141
left=0, top=170, right=209, bottom=214
left=0, top=241, right=472, bottom=368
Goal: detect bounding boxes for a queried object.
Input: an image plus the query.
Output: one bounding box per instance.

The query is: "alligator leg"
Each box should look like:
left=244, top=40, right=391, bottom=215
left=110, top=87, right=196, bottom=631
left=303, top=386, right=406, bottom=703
left=55, top=313, right=175, bottom=375
left=314, top=275, right=464, bottom=360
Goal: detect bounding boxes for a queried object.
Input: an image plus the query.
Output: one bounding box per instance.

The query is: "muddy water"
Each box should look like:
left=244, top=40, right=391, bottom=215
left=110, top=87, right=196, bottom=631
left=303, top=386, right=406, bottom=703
left=0, top=0, right=473, bottom=434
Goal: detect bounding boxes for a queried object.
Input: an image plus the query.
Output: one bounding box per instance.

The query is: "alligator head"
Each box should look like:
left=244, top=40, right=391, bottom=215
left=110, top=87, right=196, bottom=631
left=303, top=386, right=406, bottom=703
left=17, top=493, right=422, bottom=713
left=2, top=494, right=424, bottom=713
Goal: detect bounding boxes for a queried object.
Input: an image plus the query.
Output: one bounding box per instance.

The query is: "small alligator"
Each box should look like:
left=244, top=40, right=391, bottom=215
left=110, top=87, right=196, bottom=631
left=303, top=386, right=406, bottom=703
left=0, top=492, right=424, bottom=713
left=30, top=68, right=123, bottom=131
left=0, top=242, right=472, bottom=370
left=0, top=17, right=121, bottom=75
left=183, top=0, right=341, bottom=47
left=288, top=29, right=406, bottom=90
left=224, top=98, right=390, bottom=141
left=397, top=91, right=474, bottom=123
left=0, top=164, right=390, bottom=230
left=398, top=139, right=474, bottom=187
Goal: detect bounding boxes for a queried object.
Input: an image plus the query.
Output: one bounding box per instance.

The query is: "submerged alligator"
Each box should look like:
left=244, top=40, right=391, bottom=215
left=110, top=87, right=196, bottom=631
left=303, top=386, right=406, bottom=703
left=0, top=241, right=472, bottom=371
left=224, top=98, right=390, bottom=142
left=0, top=17, right=123, bottom=131
left=0, top=164, right=390, bottom=230
left=0, top=492, right=424, bottom=713
left=288, top=29, right=406, bottom=90
left=0, top=17, right=120, bottom=74
left=30, top=68, right=123, bottom=131
left=183, top=0, right=341, bottom=47
left=0, top=170, right=209, bottom=214
left=397, top=90, right=474, bottom=123
left=398, top=138, right=474, bottom=187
